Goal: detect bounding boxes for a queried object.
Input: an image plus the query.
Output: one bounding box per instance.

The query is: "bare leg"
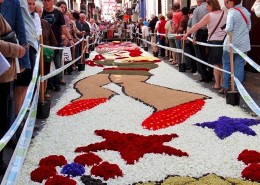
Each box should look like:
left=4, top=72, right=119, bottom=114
left=14, top=86, right=28, bottom=115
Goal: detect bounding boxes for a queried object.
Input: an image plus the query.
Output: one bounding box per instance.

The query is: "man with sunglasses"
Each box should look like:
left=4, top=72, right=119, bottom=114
left=42, top=0, right=74, bottom=91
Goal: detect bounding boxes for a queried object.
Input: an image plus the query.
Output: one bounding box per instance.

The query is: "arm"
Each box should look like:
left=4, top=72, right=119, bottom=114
left=225, top=10, right=234, bottom=33
left=183, top=14, right=209, bottom=40
left=0, top=40, right=26, bottom=58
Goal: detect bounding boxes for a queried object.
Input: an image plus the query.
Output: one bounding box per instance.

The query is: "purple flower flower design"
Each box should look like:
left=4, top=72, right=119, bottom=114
left=195, top=116, right=260, bottom=139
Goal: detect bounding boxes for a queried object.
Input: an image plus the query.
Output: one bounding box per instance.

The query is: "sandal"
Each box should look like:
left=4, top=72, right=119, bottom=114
left=212, top=85, right=221, bottom=90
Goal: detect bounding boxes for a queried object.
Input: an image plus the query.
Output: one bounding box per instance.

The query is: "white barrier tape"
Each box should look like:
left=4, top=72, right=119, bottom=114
left=234, top=77, right=260, bottom=117
left=231, top=44, right=260, bottom=72
left=187, top=37, right=225, bottom=47
left=41, top=38, right=84, bottom=50
left=1, top=76, right=41, bottom=185
left=41, top=42, right=89, bottom=81
left=0, top=49, right=40, bottom=152
left=41, top=54, right=82, bottom=82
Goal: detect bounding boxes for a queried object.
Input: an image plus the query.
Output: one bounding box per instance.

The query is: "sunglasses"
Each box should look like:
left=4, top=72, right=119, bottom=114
left=28, top=3, right=35, bottom=5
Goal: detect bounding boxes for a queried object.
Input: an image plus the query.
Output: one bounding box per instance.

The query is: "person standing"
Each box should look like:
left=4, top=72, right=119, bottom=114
left=220, top=0, right=251, bottom=94
left=184, top=0, right=227, bottom=89
left=192, top=0, right=212, bottom=82
left=42, top=0, right=74, bottom=91
left=0, top=10, right=26, bottom=174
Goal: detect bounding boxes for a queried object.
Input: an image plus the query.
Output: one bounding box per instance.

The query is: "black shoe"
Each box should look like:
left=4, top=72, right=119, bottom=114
left=54, top=86, right=61, bottom=92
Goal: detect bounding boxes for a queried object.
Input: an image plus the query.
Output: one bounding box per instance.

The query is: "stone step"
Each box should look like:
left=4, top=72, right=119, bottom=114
left=244, top=71, right=260, bottom=86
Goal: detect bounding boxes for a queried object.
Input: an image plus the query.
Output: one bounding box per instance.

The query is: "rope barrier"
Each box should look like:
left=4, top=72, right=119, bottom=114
left=0, top=49, right=41, bottom=152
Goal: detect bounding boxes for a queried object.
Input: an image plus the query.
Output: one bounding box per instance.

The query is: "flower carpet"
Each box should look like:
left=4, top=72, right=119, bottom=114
left=18, top=42, right=260, bottom=185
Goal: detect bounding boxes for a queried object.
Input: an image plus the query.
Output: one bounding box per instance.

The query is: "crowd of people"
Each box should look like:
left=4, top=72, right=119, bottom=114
left=0, top=0, right=258, bottom=175
left=133, top=0, right=252, bottom=94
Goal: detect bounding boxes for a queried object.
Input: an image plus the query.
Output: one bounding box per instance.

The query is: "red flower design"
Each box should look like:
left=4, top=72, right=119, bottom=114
left=90, top=161, right=123, bottom=181
left=142, top=99, right=205, bottom=130
left=45, top=175, right=76, bottom=185
left=93, top=54, right=105, bottom=61
left=57, top=98, right=108, bottom=116
left=39, top=155, right=67, bottom=167
left=31, top=166, right=57, bottom=183
left=74, top=153, right=102, bottom=167
left=238, top=150, right=260, bottom=165
left=124, top=49, right=142, bottom=57
left=75, top=130, right=188, bottom=164
left=241, top=163, right=260, bottom=181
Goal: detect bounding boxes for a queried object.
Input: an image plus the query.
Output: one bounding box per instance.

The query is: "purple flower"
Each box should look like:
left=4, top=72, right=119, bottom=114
left=195, top=116, right=260, bottom=139
left=61, top=163, right=85, bottom=177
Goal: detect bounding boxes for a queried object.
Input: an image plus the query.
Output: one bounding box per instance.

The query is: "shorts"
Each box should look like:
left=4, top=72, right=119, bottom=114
left=208, top=40, right=223, bottom=65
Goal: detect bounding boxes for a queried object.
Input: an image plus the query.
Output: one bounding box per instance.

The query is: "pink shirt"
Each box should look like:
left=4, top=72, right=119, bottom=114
left=187, top=10, right=227, bottom=41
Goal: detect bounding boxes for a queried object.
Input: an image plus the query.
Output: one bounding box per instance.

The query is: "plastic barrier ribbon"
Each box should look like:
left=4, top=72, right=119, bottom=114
left=0, top=49, right=40, bottom=152
left=41, top=37, right=84, bottom=50
left=234, top=78, right=260, bottom=117
left=187, top=37, right=226, bottom=47
left=41, top=54, right=81, bottom=82
left=231, top=44, right=260, bottom=72
left=1, top=76, right=41, bottom=185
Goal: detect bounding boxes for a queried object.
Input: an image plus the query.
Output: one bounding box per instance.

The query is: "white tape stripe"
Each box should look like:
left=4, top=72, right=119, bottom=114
left=41, top=55, right=81, bottom=81
left=1, top=77, right=41, bottom=185
left=234, top=78, right=260, bottom=116
left=41, top=43, right=89, bottom=82
left=0, top=49, right=40, bottom=151
left=41, top=38, right=84, bottom=50
left=231, top=44, right=260, bottom=72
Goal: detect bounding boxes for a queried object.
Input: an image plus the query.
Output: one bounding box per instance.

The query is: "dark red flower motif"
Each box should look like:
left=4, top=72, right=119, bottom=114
left=75, top=130, right=188, bottom=164
left=74, top=153, right=102, bottom=167
left=142, top=99, right=205, bottom=130
left=57, top=98, right=108, bottom=116
left=93, top=54, right=105, bottom=61
left=238, top=150, right=260, bottom=165
left=85, top=60, right=96, bottom=66
left=31, top=166, right=57, bottom=183
left=241, top=163, right=260, bottom=181
left=124, top=49, right=142, bottom=57
left=45, top=175, right=76, bottom=185
left=90, top=161, right=123, bottom=181
left=39, top=155, right=67, bottom=167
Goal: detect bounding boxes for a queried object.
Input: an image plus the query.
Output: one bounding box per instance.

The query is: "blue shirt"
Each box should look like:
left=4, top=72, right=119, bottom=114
left=223, top=4, right=251, bottom=53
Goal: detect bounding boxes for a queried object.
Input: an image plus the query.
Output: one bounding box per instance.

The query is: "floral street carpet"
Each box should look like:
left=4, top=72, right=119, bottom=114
left=18, top=42, right=260, bottom=185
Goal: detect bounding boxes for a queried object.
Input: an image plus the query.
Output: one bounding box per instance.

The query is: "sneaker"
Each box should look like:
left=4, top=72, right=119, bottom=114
left=193, top=72, right=199, bottom=76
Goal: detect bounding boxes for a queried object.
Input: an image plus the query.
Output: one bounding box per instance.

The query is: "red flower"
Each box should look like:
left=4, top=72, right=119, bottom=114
left=74, top=153, right=102, bottom=167
left=241, top=163, right=260, bottom=181
left=90, top=161, right=123, bottom=181
left=39, top=155, right=67, bottom=167
left=142, top=99, right=205, bottom=130
left=238, top=150, right=260, bottom=165
left=45, top=175, right=76, bottom=185
left=124, top=49, right=142, bottom=57
left=93, top=54, right=105, bottom=61
left=85, top=60, right=96, bottom=66
left=57, top=98, right=108, bottom=116
left=75, top=130, right=188, bottom=165
left=31, top=166, right=57, bottom=183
